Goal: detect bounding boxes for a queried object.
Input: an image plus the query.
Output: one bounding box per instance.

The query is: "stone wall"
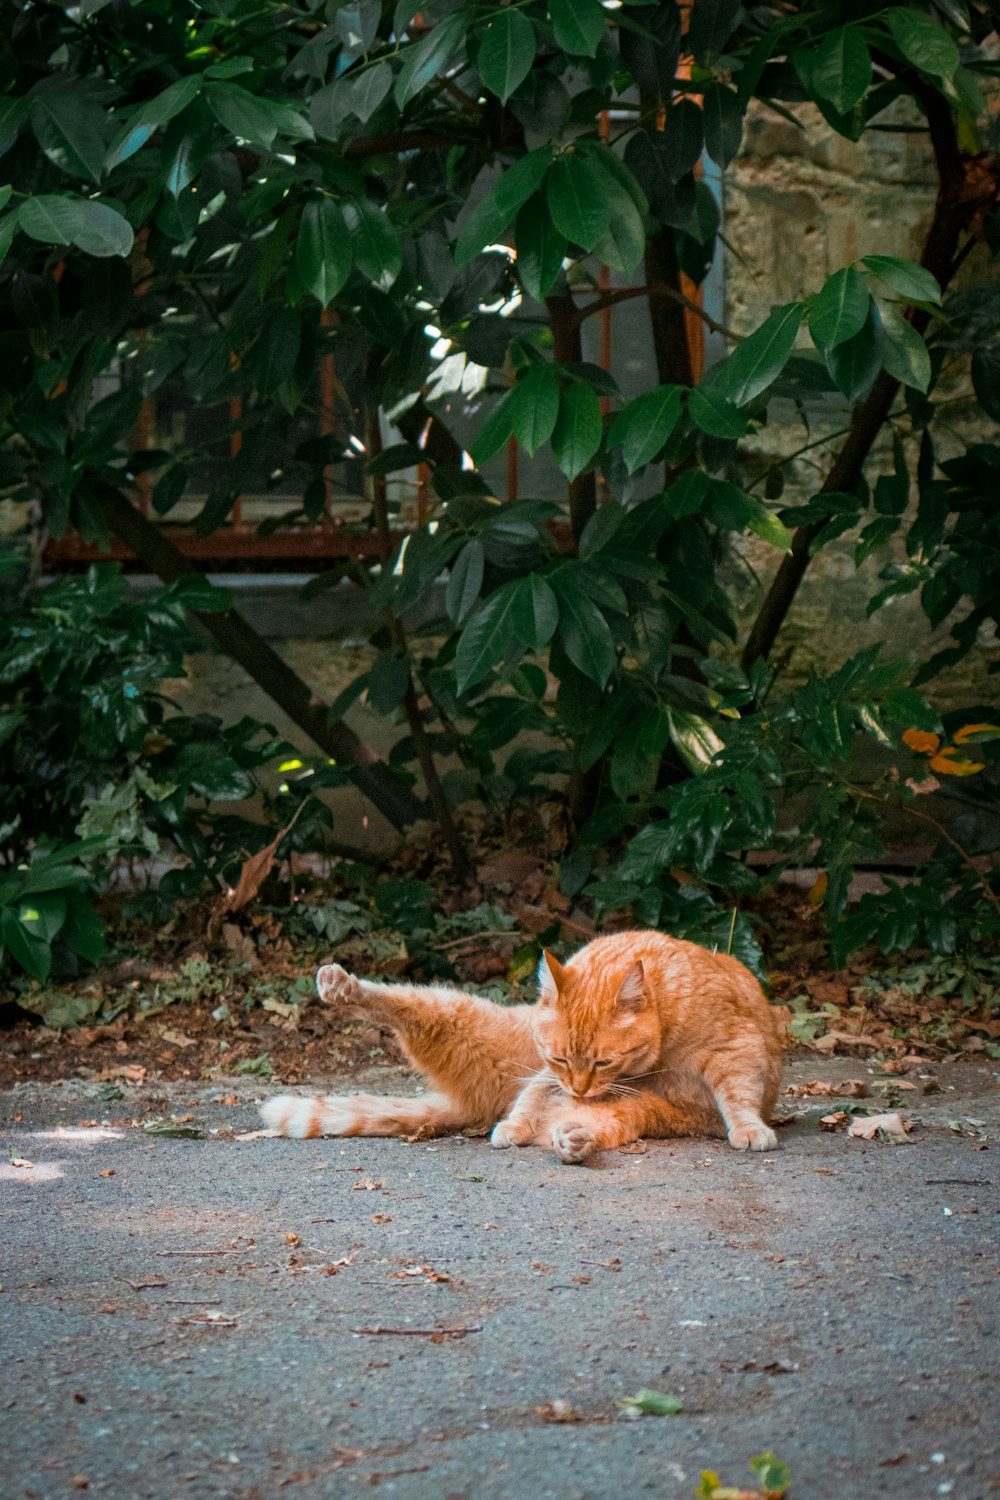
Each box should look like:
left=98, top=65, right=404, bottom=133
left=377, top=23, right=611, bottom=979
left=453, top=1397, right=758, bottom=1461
left=722, top=100, right=999, bottom=705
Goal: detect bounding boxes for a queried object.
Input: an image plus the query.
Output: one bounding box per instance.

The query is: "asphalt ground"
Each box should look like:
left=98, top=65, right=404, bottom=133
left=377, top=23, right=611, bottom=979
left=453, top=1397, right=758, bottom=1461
left=2, top=1055, right=998, bottom=1500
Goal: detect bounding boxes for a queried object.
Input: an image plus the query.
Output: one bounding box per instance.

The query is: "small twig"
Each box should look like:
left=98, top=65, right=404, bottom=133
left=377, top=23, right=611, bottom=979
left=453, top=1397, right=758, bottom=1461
left=352, top=1324, right=482, bottom=1338
left=156, top=1249, right=228, bottom=1258
left=854, top=787, right=1000, bottom=919
left=432, top=930, right=521, bottom=950
left=163, top=1299, right=223, bottom=1306
left=571, top=283, right=742, bottom=342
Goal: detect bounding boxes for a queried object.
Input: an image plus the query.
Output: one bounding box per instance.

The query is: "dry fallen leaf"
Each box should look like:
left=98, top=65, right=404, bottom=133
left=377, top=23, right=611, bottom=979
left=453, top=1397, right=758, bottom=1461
left=786, top=1079, right=868, bottom=1098
left=371, top=1213, right=392, bottom=1225
left=99, top=1169, right=116, bottom=1178
left=9, top=1157, right=33, bottom=1169
left=352, top=1175, right=384, bottom=1192
left=847, top=1112, right=912, bottom=1142
left=537, top=1399, right=582, bottom=1424
left=819, top=1112, right=848, bottom=1131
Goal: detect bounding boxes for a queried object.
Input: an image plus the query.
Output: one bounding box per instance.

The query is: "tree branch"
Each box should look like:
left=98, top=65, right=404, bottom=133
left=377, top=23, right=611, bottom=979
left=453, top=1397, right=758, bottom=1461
left=572, top=283, right=742, bottom=342
left=92, top=483, right=428, bottom=834
left=364, top=402, right=471, bottom=876
left=741, top=88, right=996, bottom=673
left=545, top=291, right=598, bottom=541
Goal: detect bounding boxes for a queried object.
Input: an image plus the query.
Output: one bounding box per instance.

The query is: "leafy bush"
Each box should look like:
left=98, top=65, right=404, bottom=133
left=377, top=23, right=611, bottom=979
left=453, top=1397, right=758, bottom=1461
left=0, top=561, right=348, bottom=954
left=0, top=0, right=998, bottom=970
left=0, top=839, right=105, bottom=982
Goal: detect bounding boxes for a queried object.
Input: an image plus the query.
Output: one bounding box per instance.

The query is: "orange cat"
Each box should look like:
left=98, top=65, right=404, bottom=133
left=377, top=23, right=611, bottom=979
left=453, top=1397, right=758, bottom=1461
left=261, top=931, right=782, bottom=1162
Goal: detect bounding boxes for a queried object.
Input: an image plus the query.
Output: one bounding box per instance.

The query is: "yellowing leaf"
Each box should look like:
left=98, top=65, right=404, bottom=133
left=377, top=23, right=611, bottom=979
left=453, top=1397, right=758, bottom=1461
left=902, top=728, right=939, bottom=754
left=953, top=722, right=1000, bottom=744
left=929, top=747, right=985, bottom=776
left=807, top=871, right=828, bottom=907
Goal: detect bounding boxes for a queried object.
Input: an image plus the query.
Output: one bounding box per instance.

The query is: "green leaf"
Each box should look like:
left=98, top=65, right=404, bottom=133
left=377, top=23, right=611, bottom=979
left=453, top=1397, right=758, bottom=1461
left=515, top=195, right=567, bottom=300
left=661, top=99, right=703, bottom=181
left=592, top=180, right=646, bottom=275
left=704, top=482, right=793, bottom=551
left=688, top=387, right=750, bottom=439
left=550, top=0, right=607, bottom=57
left=348, top=63, right=394, bottom=123
left=512, top=574, right=559, bottom=650
left=18, top=892, right=67, bottom=944
left=702, top=84, right=744, bottom=168
left=446, top=539, right=485, bottom=625
left=667, top=707, right=724, bottom=774
left=809, top=266, right=870, bottom=349
left=455, top=582, right=524, bottom=693
left=254, top=306, right=301, bottom=395
left=31, top=92, right=107, bottom=184
left=1, top=907, right=51, bottom=982
left=713, top=302, right=804, bottom=406
left=477, top=10, right=536, bottom=102
left=971, top=345, right=1000, bottom=422
left=546, top=152, right=612, bottom=251
left=551, top=382, right=602, bottom=480
left=19, top=195, right=134, bottom=258
left=105, top=77, right=204, bottom=170
left=618, top=1389, right=683, bottom=1417
left=551, top=576, right=616, bottom=688
left=0, top=211, right=16, bottom=267
left=206, top=82, right=281, bottom=148
left=296, top=199, right=352, bottom=308
left=61, top=892, right=105, bottom=966
left=885, top=8, right=960, bottom=81
left=810, top=26, right=872, bottom=114
left=508, top=366, right=560, bottom=455
left=825, top=312, right=881, bottom=402
left=878, top=304, right=931, bottom=393
left=455, top=148, right=553, bottom=266
left=470, top=393, right=516, bottom=466
left=749, top=1452, right=791, bottom=1495
left=609, top=385, right=682, bottom=473
left=861, top=255, right=942, bottom=306
left=345, top=199, right=401, bottom=289
left=395, top=13, right=466, bottom=107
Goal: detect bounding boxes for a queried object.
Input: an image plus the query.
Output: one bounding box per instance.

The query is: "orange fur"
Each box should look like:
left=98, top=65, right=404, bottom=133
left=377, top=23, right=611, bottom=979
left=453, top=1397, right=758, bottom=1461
left=260, top=932, right=782, bottom=1164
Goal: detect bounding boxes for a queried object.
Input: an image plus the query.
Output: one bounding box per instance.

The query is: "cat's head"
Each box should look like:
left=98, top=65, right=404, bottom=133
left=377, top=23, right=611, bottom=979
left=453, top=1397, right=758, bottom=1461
left=533, top=950, right=661, bottom=1100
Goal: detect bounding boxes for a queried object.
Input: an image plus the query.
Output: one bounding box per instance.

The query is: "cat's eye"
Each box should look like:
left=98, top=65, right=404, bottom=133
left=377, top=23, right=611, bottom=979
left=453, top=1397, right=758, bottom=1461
left=594, top=1059, right=613, bottom=1068
left=549, top=1056, right=568, bottom=1067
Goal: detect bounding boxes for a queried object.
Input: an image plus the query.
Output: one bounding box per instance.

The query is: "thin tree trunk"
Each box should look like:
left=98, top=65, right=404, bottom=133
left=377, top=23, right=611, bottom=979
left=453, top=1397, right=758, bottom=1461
left=94, top=483, right=428, bottom=833
left=546, top=291, right=598, bottom=541
left=741, top=88, right=981, bottom=672
left=364, top=405, right=471, bottom=876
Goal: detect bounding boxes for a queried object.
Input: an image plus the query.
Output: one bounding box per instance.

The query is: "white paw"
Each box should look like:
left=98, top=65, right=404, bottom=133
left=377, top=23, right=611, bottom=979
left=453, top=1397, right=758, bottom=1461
left=728, top=1120, right=778, bottom=1152
left=551, top=1121, right=597, bottom=1165
left=316, top=963, right=363, bottom=1011
left=491, top=1119, right=532, bottom=1149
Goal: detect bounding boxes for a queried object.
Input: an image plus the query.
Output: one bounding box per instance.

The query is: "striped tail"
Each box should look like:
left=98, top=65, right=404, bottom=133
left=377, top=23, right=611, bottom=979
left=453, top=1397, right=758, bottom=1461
left=259, top=1090, right=467, bottom=1140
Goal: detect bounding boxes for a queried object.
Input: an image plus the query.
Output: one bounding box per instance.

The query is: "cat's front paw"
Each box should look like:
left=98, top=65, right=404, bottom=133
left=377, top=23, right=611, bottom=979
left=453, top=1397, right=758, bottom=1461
left=316, top=963, right=363, bottom=1012
left=490, top=1118, right=534, bottom=1149
left=551, top=1121, right=597, bottom=1165
left=727, top=1120, right=778, bottom=1152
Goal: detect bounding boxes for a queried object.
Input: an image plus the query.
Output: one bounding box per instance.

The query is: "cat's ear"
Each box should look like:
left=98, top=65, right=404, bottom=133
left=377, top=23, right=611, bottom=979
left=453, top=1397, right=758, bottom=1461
left=616, top=960, right=646, bottom=1014
left=538, top=950, right=566, bottom=1004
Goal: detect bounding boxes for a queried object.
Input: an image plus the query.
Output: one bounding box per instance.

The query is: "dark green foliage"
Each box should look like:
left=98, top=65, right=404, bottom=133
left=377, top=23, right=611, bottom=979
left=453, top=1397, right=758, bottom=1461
left=0, top=0, right=998, bottom=979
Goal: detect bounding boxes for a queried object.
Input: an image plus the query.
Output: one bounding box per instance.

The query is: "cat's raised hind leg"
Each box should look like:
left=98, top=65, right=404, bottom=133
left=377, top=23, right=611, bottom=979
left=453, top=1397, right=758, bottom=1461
left=315, top=963, right=539, bottom=1127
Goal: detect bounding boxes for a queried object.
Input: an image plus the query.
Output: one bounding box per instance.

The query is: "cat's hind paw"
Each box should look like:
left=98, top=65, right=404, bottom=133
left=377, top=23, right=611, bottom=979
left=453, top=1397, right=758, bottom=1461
left=316, top=963, right=363, bottom=1012
left=727, top=1120, right=778, bottom=1152
left=490, top=1118, right=534, bottom=1149
left=551, top=1121, right=597, bottom=1165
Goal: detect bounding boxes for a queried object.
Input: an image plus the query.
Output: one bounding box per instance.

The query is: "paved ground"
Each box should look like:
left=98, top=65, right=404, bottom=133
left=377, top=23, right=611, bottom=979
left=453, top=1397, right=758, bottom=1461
left=2, top=1056, right=998, bottom=1500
